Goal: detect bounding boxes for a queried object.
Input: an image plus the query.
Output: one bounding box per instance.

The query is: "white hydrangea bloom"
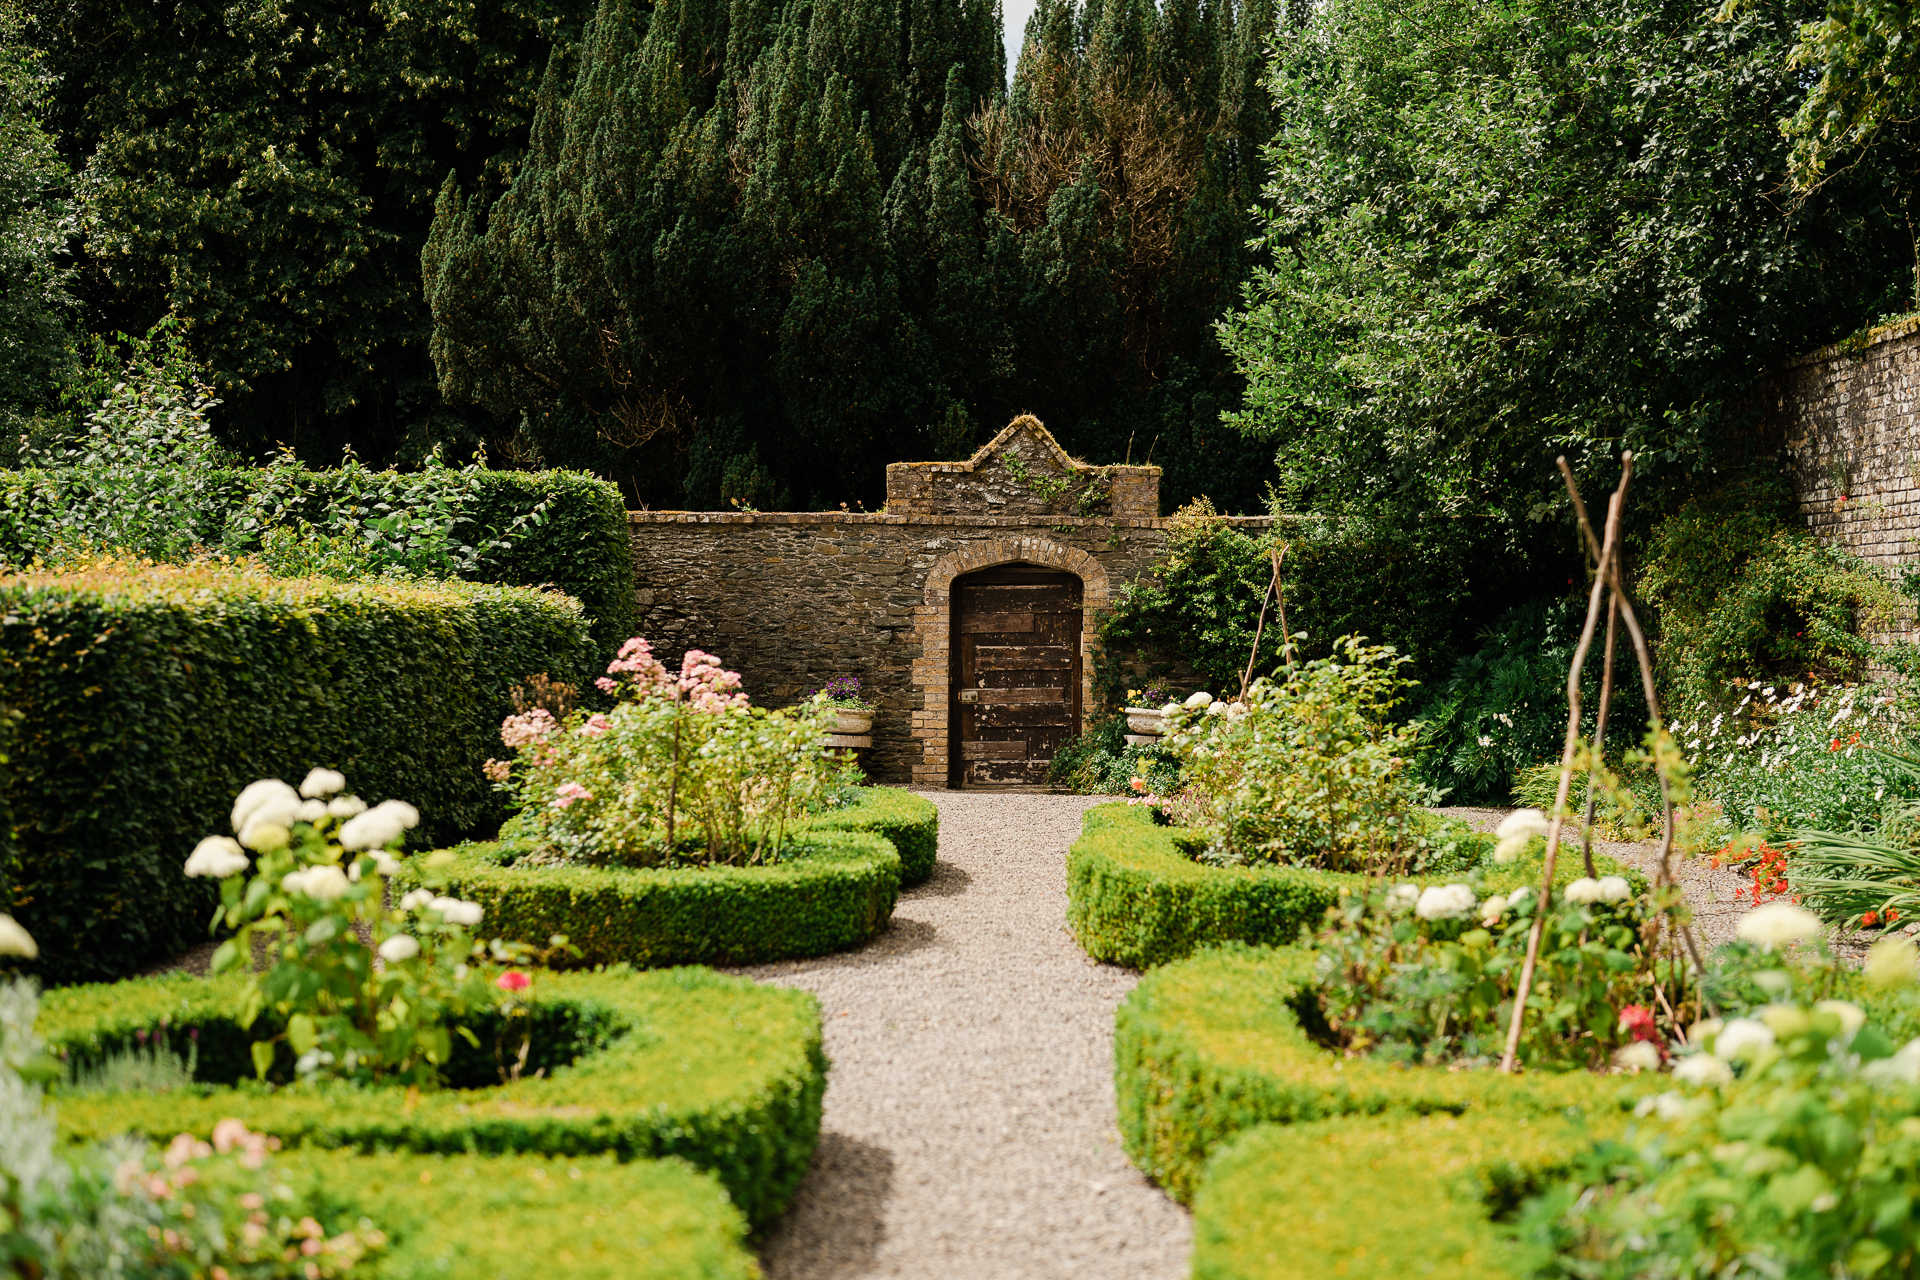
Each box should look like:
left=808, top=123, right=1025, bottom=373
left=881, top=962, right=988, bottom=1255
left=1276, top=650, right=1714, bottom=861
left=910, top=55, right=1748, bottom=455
left=399, top=889, right=436, bottom=912
left=1385, top=884, right=1422, bottom=914
left=0, top=918, right=36, bottom=960
left=1712, top=1018, right=1776, bottom=1061
left=377, top=935, right=420, bottom=963
left=1596, top=876, right=1632, bottom=903
left=295, top=800, right=327, bottom=824
left=1864, top=1038, right=1920, bottom=1085
left=1564, top=878, right=1604, bottom=904
left=1183, top=691, right=1213, bottom=710
left=1815, top=999, right=1867, bottom=1038
left=299, top=768, right=347, bottom=799
left=1479, top=894, right=1508, bottom=926
left=430, top=897, right=483, bottom=927
left=1613, top=1041, right=1660, bottom=1073
left=1496, top=809, right=1551, bottom=840
left=1737, top=902, right=1821, bottom=950
left=281, top=865, right=350, bottom=902
left=328, top=795, right=368, bottom=820
left=1672, top=1054, right=1733, bottom=1086
left=1415, top=884, right=1476, bottom=921
left=231, top=779, right=299, bottom=835
left=184, top=836, right=249, bottom=879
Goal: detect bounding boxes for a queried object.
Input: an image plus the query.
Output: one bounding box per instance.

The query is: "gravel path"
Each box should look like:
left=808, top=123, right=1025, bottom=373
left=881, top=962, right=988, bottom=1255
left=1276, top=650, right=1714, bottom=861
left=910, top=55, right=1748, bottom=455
left=731, top=791, right=1190, bottom=1280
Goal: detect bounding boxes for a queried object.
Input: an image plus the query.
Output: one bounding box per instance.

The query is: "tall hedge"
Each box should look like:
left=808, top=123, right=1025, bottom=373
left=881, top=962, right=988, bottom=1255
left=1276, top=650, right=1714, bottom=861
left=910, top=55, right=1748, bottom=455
left=0, top=466, right=637, bottom=654
left=0, top=562, right=596, bottom=983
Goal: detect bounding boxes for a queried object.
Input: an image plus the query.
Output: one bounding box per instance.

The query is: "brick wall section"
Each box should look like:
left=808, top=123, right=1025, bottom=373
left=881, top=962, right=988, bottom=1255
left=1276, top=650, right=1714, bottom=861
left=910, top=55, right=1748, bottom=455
left=1776, top=316, right=1920, bottom=582
left=624, top=511, right=1275, bottom=784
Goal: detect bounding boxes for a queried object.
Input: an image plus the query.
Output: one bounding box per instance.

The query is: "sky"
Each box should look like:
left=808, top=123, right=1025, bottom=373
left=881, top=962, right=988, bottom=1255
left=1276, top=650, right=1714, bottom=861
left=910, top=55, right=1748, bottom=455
left=1002, top=0, right=1035, bottom=78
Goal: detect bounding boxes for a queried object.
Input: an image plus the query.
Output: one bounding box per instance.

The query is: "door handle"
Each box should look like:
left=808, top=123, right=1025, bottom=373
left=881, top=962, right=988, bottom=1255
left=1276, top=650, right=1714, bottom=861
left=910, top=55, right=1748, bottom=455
left=957, top=689, right=979, bottom=703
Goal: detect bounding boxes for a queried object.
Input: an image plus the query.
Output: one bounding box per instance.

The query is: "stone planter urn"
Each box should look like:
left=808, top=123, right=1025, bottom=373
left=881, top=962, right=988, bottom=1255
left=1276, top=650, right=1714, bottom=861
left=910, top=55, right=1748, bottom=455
left=1125, top=706, right=1167, bottom=736
left=833, top=709, right=875, bottom=735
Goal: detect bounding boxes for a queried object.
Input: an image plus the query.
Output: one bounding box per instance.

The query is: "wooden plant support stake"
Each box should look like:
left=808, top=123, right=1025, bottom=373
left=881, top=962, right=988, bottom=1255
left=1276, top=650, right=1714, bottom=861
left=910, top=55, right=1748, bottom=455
left=1578, top=595, right=1619, bottom=880
left=1499, top=463, right=1628, bottom=1074
left=1238, top=543, right=1290, bottom=701
left=1557, top=461, right=1713, bottom=999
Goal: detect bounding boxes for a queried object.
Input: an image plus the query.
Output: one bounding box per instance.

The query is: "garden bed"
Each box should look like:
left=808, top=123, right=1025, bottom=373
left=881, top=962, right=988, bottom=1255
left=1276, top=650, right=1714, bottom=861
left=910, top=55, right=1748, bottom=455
left=798, top=786, right=939, bottom=885
left=1119, top=946, right=1656, bottom=1278
left=42, top=965, right=825, bottom=1232
left=1070, top=802, right=1644, bottom=970
left=275, top=1148, right=758, bottom=1279
left=400, top=829, right=902, bottom=969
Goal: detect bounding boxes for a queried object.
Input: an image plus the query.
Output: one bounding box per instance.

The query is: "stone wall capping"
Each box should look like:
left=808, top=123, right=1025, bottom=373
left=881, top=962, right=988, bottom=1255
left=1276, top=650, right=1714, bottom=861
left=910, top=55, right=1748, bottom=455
left=627, top=511, right=1280, bottom=528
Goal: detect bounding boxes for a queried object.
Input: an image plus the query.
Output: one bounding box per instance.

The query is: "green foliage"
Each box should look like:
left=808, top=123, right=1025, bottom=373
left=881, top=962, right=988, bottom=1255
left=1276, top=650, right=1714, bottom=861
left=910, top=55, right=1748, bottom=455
left=0, top=561, right=596, bottom=984
left=1065, top=803, right=1362, bottom=968
left=1099, top=501, right=1544, bottom=701
left=1519, top=986, right=1920, bottom=1278
left=35, top=0, right=596, bottom=462
left=1046, top=712, right=1181, bottom=796
left=1641, top=478, right=1896, bottom=713
left=1160, top=639, right=1427, bottom=869
left=1779, top=0, right=1920, bottom=197
left=1220, top=0, right=1914, bottom=532
left=41, top=965, right=828, bottom=1233
left=795, top=786, right=939, bottom=886
left=1311, top=877, right=1667, bottom=1071
left=0, top=455, right=638, bottom=655
left=1111, top=944, right=1650, bottom=1204
left=0, top=977, right=389, bottom=1280
left=497, top=641, right=846, bottom=866
left=424, top=0, right=1281, bottom=510
left=1192, top=1114, right=1595, bottom=1280
left=283, top=1148, right=758, bottom=1280
left=1414, top=599, right=1653, bottom=807
left=0, top=1, right=75, bottom=438
left=196, top=773, right=520, bottom=1086
left=396, top=832, right=901, bottom=969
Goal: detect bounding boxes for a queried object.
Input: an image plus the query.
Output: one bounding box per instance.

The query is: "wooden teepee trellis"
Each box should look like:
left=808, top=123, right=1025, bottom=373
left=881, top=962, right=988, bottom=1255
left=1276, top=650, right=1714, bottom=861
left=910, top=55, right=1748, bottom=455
left=1497, top=454, right=1711, bottom=1074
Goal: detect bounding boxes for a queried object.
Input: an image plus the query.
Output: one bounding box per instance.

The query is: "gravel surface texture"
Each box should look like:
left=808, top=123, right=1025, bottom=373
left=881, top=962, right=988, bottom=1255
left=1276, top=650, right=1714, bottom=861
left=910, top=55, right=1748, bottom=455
left=733, top=791, right=1190, bottom=1280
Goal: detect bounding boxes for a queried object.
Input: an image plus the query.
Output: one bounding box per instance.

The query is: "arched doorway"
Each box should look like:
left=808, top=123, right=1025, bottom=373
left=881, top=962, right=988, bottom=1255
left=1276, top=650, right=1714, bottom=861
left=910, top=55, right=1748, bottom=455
left=948, top=563, right=1084, bottom=788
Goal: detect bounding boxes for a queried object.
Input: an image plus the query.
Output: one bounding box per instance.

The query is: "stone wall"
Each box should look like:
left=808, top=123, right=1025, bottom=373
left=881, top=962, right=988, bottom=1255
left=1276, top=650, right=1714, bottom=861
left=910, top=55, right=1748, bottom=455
left=626, top=510, right=1271, bottom=785
left=1776, top=316, right=1920, bottom=588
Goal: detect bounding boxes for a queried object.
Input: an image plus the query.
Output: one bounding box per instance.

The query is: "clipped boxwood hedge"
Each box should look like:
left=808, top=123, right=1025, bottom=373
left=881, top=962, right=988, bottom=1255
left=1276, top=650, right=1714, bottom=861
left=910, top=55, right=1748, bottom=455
left=0, top=562, right=596, bottom=984
left=0, top=466, right=638, bottom=655
left=42, top=965, right=824, bottom=1232
left=1192, top=1113, right=1591, bottom=1280
left=798, top=786, right=939, bottom=885
left=1118, top=946, right=1658, bottom=1280
left=395, top=830, right=901, bottom=969
left=281, top=1148, right=758, bottom=1279
left=1070, top=802, right=1644, bottom=970
left=1068, top=804, right=1364, bottom=968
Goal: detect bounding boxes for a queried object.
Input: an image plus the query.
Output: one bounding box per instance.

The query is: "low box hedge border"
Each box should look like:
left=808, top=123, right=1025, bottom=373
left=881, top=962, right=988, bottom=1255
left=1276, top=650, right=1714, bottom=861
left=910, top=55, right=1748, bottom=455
left=799, top=786, right=939, bottom=886
left=1192, top=1113, right=1593, bottom=1280
left=1113, top=945, right=1653, bottom=1204
left=1070, top=802, right=1645, bottom=971
left=399, top=829, right=901, bottom=970
left=282, top=1148, right=758, bottom=1280
left=42, top=965, right=825, bottom=1233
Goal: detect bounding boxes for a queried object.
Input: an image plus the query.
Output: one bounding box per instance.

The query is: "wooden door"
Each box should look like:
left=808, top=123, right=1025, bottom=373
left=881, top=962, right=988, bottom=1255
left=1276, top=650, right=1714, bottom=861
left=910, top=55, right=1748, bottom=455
left=950, top=564, right=1083, bottom=788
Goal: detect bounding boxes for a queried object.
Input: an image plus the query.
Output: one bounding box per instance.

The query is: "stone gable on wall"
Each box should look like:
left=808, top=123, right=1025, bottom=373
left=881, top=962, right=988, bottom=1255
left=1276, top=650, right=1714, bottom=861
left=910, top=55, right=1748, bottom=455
left=884, top=414, right=1161, bottom=519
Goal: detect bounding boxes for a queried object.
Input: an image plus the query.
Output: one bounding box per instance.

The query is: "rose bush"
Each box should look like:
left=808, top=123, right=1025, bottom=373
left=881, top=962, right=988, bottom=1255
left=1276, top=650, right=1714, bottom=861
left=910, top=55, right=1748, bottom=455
left=1152, top=636, right=1432, bottom=871
left=490, top=638, right=851, bottom=866
left=187, top=769, right=528, bottom=1085
left=1310, top=872, right=1674, bottom=1070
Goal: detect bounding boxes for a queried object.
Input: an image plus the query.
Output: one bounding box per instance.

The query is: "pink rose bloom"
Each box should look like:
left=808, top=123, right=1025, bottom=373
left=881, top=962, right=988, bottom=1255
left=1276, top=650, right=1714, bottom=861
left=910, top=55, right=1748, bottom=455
left=496, top=970, right=530, bottom=993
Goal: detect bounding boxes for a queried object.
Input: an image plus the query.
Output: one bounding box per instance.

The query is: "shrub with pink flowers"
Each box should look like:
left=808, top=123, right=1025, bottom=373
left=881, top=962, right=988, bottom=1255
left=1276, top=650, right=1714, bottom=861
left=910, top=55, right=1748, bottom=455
left=490, top=638, right=849, bottom=866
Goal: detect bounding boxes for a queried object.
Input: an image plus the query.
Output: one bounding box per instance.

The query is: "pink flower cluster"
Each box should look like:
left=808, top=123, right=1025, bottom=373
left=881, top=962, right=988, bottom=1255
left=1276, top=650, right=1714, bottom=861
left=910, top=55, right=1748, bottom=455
left=553, top=781, right=594, bottom=809
left=577, top=712, right=612, bottom=738
left=500, top=707, right=557, bottom=749
left=593, top=637, right=750, bottom=712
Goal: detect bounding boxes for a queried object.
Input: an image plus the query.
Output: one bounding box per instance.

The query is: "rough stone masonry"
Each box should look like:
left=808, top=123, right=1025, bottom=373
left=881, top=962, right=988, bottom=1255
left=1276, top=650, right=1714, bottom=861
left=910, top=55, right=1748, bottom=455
left=626, top=416, right=1273, bottom=785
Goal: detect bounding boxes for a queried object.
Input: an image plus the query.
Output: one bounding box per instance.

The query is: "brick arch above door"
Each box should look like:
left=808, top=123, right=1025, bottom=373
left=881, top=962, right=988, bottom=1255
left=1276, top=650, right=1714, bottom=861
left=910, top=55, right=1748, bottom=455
left=907, top=538, right=1110, bottom=786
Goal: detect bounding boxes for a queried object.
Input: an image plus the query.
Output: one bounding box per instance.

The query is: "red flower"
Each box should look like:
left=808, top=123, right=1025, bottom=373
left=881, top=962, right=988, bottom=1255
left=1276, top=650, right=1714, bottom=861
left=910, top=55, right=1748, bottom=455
left=1864, top=911, right=1881, bottom=927
left=1891, top=909, right=1903, bottom=923
left=495, top=970, right=530, bottom=993
left=1130, top=777, right=1148, bottom=793
left=1617, top=1004, right=1658, bottom=1042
